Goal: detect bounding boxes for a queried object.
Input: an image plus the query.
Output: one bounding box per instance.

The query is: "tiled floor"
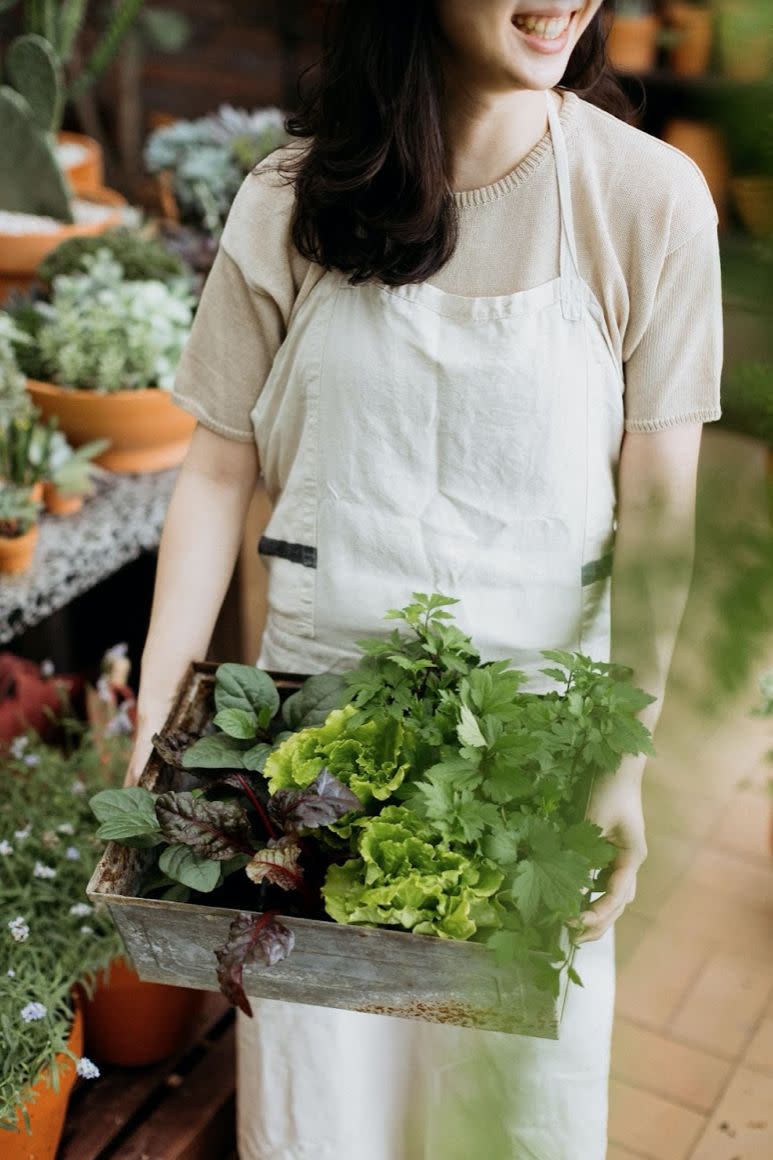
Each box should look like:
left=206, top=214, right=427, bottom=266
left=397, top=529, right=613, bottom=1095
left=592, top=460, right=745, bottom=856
left=608, top=429, right=772, bottom=1159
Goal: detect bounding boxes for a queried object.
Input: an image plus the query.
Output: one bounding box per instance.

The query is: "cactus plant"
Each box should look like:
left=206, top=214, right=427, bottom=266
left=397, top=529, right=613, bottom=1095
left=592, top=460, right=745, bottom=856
left=0, top=85, right=73, bottom=219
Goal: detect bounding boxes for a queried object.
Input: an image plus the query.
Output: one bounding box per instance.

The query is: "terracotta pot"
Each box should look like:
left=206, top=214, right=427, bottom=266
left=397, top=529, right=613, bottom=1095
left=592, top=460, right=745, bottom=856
left=0, top=187, right=126, bottom=307
left=57, top=131, right=104, bottom=194
left=0, top=524, right=38, bottom=574
left=665, top=2, right=714, bottom=75
left=42, top=482, right=84, bottom=516
left=663, top=119, right=730, bottom=227
left=81, top=956, right=206, bottom=1067
left=731, top=176, right=773, bottom=238
left=4, top=992, right=84, bottom=1160
left=716, top=0, right=773, bottom=79
left=607, top=14, right=660, bottom=73
left=27, top=379, right=196, bottom=473
left=28, top=481, right=44, bottom=504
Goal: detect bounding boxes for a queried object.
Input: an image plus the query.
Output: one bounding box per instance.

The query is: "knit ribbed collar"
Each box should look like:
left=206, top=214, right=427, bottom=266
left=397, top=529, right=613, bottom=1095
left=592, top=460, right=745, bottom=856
left=452, top=89, right=579, bottom=209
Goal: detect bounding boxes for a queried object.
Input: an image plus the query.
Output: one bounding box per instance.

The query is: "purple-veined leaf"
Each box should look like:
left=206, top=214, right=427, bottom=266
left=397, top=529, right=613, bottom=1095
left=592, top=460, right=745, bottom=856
left=215, top=910, right=295, bottom=1015
left=268, top=767, right=362, bottom=833
left=155, top=791, right=253, bottom=860
left=245, top=836, right=304, bottom=891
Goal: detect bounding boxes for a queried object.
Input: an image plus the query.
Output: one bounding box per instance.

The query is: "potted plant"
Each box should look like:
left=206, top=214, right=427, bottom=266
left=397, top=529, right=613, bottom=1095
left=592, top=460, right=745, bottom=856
left=88, top=594, right=655, bottom=1035
left=715, top=0, right=773, bottom=80
left=663, top=1, right=714, bottom=76
left=0, top=482, right=41, bottom=573
left=662, top=117, right=729, bottom=227
left=0, top=2, right=145, bottom=301
left=606, top=0, right=660, bottom=74
left=1, top=727, right=129, bottom=1155
left=17, top=249, right=196, bottom=472
left=143, top=104, right=290, bottom=258
left=36, top=226, right=192, bottom=291
left=41, top=430, right=110, bottom=515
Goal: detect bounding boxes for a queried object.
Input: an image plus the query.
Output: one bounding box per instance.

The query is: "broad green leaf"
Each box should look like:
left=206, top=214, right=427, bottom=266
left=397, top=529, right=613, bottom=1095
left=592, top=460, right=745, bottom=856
left=213, top=707, right=259, bottom=740
left=214, top=663, right=280, bottom=719
left=89, top=787, right=161, bottom=842
left=457, top=704, right=487, bottom=749
left=182, top=733, right=248, bottom=769
left=281, top=672, right=348, bottom=730
left=159, top=844, right=221, bottom=892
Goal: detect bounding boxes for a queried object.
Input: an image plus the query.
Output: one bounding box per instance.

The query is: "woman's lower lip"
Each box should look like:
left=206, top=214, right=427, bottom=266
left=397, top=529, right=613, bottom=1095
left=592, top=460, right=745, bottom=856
left=512, top=15, right=576, bottom=55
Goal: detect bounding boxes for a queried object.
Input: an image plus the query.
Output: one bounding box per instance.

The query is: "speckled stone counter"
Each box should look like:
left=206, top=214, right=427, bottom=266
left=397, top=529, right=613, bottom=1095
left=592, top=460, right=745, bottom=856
left=0, top=469, right=178, bottom=644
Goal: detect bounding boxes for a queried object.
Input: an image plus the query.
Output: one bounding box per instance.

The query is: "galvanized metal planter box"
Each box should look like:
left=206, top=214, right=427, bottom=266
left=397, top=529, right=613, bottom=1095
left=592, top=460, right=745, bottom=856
left=87, top=662, right=578, bottom=1039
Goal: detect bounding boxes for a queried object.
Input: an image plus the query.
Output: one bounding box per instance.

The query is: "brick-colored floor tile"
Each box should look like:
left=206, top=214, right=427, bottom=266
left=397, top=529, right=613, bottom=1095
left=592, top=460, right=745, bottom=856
left=616, top=924, right=709, bottom=1031
left=611, top=1018, right=731, bottom=1113
left=609, top=1078, right=706, bottom=1160
left=669, top=952, right=773, bottom=1059
left=689, top=1067, right=773, bottom=1159
left=706, top=791, right=772, bottom=867
left=654, top=876, right=773, bottom=961
left=633, top=831, right=696, bottom=921
left=685, top=847, right=773, bottom=908
left=641, top=776, right=725, bottom=844
left=742, top=1018, right=773, bottom=1075
left=615, top=908, right=652, bottom=972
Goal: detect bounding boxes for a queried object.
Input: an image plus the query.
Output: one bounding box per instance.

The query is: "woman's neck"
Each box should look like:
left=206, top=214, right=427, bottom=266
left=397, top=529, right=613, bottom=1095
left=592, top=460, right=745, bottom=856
left=443, top=87, right=558, bottom=196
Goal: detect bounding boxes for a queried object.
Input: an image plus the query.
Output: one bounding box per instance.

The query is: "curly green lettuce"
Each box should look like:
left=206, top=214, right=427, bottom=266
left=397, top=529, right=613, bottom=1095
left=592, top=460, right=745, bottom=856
left=263, top=704, right=410, bottom=809
left=321, top=805, right=503, bottom=940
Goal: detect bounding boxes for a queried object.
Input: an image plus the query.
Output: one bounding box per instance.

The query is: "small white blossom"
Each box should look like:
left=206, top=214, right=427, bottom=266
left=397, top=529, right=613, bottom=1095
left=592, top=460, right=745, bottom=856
left=8, top=917, right=29, bottom=942
left=7, top=968, right=16, bottom=978
left=69, top=902, right=92, bottom=917
left=56, top=823, right=75, bottom=836
left=23, top=753, right=40, bottom=768
left=20, top=1002, right=47, bottom=1023
left=33, top=860, right=57, bottom=880
left=105, top=642, right=128, bottom=663
left=65, top=846, right=81, bottom=861
left=10, top=736, right=29, bottom=758
left=96, top=674, right=114, bottom=704
left=79, top=924, right=94, bottom=935
left=105, top=700, right=135, bottom=737
left=0, top=840, right=13, bottom=855
left=70, top=778, right=86, bottom=795
left=40, top=659, right=55, bottom=678
left=76, top=1056, right=100, bottom=1079
left=13, top=825, right=30, bottom=841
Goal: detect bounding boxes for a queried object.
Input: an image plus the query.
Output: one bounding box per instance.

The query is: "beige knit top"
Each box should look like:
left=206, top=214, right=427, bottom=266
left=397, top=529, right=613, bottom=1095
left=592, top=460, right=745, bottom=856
left=171, top=89, right=723, bottom=443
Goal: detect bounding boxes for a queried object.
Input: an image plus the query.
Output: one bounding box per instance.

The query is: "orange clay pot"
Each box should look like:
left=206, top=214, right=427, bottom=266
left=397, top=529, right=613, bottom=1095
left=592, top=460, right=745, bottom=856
left=731, top=176, right=773, bottom=239
left=81, top=956, right=206, bottom=1067
left=665, top=2, right=714, bottom=76
left=28, top=482, right=44, bottom=504
left=42, top=482, right=85, bottom=516
left=57, top=131, right=104, bottom=194
left=4, top=992, right=84, bottom=1160
left=27, top=379, right=196, bottom=474
left=0, top=187, right=126, bottom=307
left=0, top=524, right=39, bottom=574
left=606, top=14, right=660, bottom=74
left=662, top=119, right=730, bottom=229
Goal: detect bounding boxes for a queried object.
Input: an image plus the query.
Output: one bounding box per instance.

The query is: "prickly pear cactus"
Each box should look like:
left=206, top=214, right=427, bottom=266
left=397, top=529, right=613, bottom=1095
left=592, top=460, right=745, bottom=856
left=0, top=87, right=73, bottom=221
left=6, top=34, right=64, bottom=133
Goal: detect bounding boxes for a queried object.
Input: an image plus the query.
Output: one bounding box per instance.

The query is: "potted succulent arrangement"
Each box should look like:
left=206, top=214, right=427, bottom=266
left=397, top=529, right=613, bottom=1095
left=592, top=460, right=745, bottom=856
left=10, top=248, right=196, bottom=472
left=41, top=430, right=110, bottom=515
left=0, top=725, right=131, bottom=1156
left=88, top=594, right=656, bottom=1037
left=0, top=482, right=41, bottom=573
left=606, top=0, right=660, bottom=74
left=662, top=1, right=714, bottom=76
left=0, top=1, right=145, bottom=301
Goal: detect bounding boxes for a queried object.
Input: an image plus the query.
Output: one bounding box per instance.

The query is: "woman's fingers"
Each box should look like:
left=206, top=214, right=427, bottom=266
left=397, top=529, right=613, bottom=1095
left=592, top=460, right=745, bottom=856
left=572, top=849, right=646, bottom=943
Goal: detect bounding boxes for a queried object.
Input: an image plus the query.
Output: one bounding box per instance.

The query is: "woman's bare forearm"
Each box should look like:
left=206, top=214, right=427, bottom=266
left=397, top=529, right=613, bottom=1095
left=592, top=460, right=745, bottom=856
left=135, top=424, right=260, bottom=736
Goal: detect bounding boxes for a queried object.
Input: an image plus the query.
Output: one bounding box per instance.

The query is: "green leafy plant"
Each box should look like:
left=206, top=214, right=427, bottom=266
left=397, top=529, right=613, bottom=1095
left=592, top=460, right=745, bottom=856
left=89, top=595, right=656, bottom=1014
left=143, top=105, right=290, bottom=237
left=45, top=430, right=109, bottom=496
left=0, top=726, right=129, bottom=1131
left=26, top=249, right=194, bottom=391
left=0, top=313, right=35, bottom=424
left=36, top=227, right=192, bottom=288
left=0, top=482, right=40, bottom=536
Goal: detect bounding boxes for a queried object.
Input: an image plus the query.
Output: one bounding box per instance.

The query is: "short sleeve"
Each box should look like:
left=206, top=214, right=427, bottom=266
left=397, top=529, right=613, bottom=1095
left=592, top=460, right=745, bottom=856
left=622, top=217, right=723, bottom=433
left=171, top=150, right=308, bottom=442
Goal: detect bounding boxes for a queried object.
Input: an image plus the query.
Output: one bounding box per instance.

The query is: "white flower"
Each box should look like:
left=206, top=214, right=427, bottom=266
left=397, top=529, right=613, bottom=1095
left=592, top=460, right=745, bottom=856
left=70, top=778, right=86, bottom=795
left=23, top=753, right=40, bottom=768
left=33, top=860, right=57, bottom=880
left=65, top=846, right=81, bottom=861
left=0, top=840, right=13, bottom=855
left=105, top=642, right=128, bottom=663
left=76, top=1057, right=100, bottom=1079
left=96, top=674, right=114, bottom=705
left=105, top=700, right=135, bottom=737
left=20, top=1002, right=47, bottom=1022
left=69, top=902, right=92, bottom=917
left=56, top=823, right=75, bottom=836
left=13, top=825, right=30, bottom=841
left=40, top=659, right=55, bottom=678
left=10, top=736, right=29, bottom=758
left=7, top=968, right=16, bottom=978
left=8, top=917, right=29, bottom=942
left=79, top=925, right=94, bottom=935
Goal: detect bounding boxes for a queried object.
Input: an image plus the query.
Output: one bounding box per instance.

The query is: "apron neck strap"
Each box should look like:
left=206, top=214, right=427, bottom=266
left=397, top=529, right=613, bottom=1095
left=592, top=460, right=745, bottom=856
left=546, top=89, right=583, bottom=321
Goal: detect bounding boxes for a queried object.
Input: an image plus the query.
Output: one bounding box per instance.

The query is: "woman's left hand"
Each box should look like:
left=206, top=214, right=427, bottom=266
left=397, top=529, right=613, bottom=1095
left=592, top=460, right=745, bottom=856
left=571, top=756, right=649, bottom=944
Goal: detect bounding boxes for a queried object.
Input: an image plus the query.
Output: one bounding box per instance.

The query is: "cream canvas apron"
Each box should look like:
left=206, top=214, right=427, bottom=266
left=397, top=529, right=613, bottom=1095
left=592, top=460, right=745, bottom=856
left=237, top=90, right=625, bottom=1160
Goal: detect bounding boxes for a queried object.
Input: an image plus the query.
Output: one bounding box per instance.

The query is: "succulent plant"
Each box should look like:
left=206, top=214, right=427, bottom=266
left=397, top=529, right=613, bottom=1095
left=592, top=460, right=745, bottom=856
left=46, top=430, right=110, bottom=496
left=0, top=482, right=40, bottom=537
left=37, top=227, right=191, bottom=287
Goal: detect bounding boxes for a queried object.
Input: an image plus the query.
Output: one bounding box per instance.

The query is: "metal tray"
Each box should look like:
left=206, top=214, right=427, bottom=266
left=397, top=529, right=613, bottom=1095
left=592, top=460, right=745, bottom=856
left=87, top=662, right=577, bottom=1038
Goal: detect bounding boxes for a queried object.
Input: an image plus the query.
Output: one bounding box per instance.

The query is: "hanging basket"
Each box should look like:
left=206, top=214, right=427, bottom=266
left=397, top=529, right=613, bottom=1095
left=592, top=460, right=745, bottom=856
left=87, top=663, right=578, bottom=1041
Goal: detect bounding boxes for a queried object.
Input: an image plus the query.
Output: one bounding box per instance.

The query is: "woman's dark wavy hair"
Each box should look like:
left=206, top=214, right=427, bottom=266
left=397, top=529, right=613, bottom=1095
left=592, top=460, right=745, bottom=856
left=273, top=1, right=632, bottom=287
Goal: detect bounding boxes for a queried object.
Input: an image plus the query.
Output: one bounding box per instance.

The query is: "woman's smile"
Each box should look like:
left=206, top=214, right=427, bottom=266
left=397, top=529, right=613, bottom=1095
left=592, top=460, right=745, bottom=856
left=511, top=7, right=581, bottom=55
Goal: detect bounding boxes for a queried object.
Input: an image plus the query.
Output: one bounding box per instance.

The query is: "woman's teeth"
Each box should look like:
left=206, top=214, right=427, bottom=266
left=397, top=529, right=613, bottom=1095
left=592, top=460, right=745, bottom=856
left=513, top=13, right=572, bottom=40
